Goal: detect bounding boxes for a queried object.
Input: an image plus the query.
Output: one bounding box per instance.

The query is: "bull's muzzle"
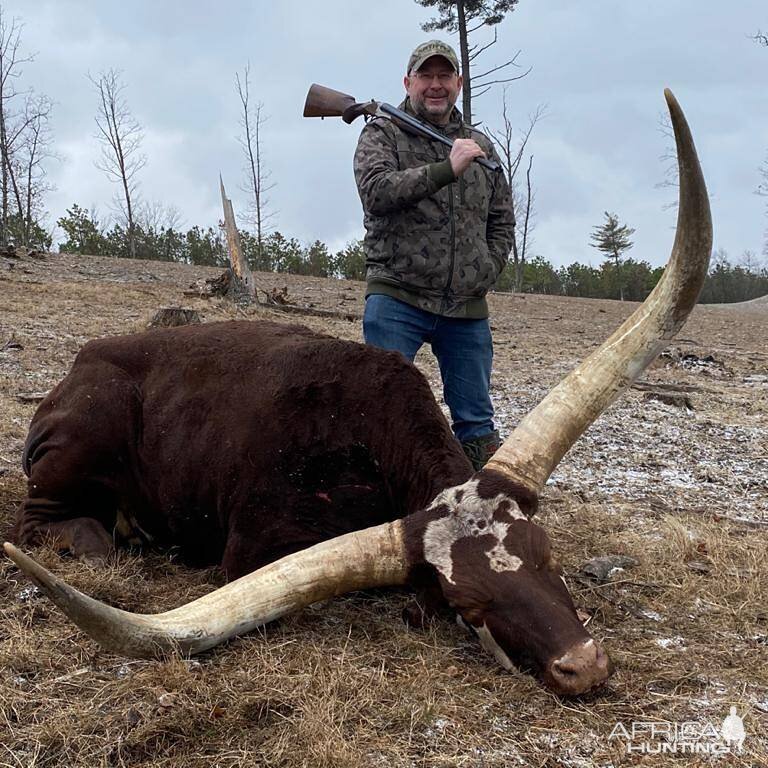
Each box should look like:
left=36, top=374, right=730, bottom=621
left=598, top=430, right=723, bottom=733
left=546, top=639, right=614, bottom=696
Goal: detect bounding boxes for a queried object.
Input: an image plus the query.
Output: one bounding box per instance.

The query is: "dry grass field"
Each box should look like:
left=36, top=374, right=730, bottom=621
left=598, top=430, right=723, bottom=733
left=1, top=251, right=766, bottom=767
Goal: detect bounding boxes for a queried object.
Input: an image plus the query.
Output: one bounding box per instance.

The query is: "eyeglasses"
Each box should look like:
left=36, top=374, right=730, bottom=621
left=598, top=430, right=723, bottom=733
left=412, top=71, right=457, bottom=83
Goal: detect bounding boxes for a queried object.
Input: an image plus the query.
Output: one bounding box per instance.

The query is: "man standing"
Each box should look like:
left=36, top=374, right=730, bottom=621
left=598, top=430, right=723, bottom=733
left=354, top=40, right=515, bottom=470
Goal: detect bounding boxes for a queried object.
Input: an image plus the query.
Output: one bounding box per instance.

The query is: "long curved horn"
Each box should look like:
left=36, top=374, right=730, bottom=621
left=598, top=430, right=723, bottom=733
left=486, top=89, right=712, bottom=493
left=3, top=521, right=405, bottom=657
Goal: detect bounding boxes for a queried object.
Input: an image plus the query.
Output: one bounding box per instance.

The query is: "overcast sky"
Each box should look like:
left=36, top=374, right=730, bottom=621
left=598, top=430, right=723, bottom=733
left=4, top=0, right=767, bottom=267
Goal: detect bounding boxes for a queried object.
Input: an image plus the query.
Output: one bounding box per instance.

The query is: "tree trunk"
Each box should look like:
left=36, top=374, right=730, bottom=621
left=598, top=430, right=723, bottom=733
left=23, top=130, right=33, bottom=245
left=456, top=0, right=471, bottom=123
left=510, top=233, right=522, bottom=293
left=254, top=110, right=263, bottom=265
left=0, top=108, right=7, bottom=247
left=125, top=190, right=136, bottom=259
left=613, top=249, right=624, bottom=301
left=220, top=177, right=256, bottom=301
left=518, top=155, right=534, bottom=292
left=118, top=131, right=135, bottom=259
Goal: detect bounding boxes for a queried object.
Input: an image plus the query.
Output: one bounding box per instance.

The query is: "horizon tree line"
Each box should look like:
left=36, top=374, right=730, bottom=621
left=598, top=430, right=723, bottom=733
left=55, top=202, right=768, bottom=304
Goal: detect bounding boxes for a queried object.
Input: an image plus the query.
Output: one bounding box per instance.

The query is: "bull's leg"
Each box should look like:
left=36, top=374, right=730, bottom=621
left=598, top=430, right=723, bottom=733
left=17, top=447, right=120, bottom=563
left=15, top=504, right=114, bottom=563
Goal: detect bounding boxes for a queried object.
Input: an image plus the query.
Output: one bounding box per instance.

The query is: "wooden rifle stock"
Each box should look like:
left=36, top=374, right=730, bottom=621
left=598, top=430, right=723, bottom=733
left=303, top=84, right=377, bottom=124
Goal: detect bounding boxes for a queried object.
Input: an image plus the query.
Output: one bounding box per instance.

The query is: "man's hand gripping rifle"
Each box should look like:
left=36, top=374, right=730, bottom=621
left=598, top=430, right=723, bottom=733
left=303, top=84, right=500, bottom=172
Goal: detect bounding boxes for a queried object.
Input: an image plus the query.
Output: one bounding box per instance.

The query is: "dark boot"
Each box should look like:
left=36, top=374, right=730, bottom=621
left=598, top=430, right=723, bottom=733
left=461, top=430, right=501, bottom=471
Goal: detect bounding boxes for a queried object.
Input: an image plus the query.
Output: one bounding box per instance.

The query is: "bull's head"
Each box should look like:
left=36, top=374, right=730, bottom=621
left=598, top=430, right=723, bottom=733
left=3, top=90, right=712, bottom=696
left=409, top=472, right=612, bottom=695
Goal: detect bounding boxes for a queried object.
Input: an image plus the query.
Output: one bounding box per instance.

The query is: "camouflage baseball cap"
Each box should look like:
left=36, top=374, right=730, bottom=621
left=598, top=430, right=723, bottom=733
left=407, top=40, right=460, bottom=74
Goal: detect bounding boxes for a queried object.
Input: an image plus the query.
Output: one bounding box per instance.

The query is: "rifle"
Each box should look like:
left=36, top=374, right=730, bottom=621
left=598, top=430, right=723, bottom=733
left=303, top=84, right=500, bottom=172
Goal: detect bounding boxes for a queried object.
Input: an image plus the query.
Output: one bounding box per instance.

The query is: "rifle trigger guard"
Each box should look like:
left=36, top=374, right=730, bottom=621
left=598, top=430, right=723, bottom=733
left=341, top=100, right=378, bottom=124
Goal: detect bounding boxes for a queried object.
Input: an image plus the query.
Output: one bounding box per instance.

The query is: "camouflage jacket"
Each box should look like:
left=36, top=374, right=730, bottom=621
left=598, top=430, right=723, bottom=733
left=353, top=98, right=515, bottom=318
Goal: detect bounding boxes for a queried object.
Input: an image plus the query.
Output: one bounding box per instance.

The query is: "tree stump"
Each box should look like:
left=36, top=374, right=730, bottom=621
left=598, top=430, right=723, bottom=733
left=220, top=177, right=257, bottom=301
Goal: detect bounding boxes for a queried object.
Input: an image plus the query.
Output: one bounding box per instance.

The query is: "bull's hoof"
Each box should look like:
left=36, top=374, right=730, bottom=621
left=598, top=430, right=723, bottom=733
left=80, top=553, right=110, bottom=568
left=19, top=515, right=114, bottom=563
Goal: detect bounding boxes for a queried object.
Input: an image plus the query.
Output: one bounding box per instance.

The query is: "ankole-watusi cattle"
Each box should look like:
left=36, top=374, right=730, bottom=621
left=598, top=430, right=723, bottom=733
left=4, top=90, right=712, bottom=697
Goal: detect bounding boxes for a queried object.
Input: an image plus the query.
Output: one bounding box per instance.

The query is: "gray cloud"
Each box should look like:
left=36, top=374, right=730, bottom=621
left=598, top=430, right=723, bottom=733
left=3, top=0, right=766, bottom=266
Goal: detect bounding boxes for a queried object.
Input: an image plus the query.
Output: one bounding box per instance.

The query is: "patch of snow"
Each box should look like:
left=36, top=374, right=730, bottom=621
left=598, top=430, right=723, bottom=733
left=16, top=585, right=41, bottom=602
left=424, top=717, right=452, bottom=739
left=115, top=664, right=133, bottom=678
left=654, top=636, right=687, bottom=649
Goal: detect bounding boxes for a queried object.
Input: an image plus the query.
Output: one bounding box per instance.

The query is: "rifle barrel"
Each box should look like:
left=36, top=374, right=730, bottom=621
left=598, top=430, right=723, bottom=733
left=379, top=103, right=499, bottom=172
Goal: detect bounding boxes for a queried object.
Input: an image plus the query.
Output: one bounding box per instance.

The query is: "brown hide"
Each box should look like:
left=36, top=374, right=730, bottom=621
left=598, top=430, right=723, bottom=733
left=17, top=320, right=471, bottom=577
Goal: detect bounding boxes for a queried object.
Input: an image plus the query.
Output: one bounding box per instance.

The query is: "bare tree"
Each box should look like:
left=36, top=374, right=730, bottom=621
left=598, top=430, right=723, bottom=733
left=7, top=92, right=55, bottom=245
left=759, top=155, right=768, bottom=197
left=0, top=11, right=55, bottom=248
left=0, top=7, right=33, bottom=245
left=487, top=92, right=544, bottom=291
left=235, top=64, right=275, bottom=269
left=654, top=112, right=679, bottom=213
left=137, top=199, right=182, bottom=233
left=745, top=31, right=765, bottom=256
left=758, top=153, right=768, bottom=256
left=90, top=69, right=146, bottom=259
left=516, top=154, right=535, bottom=288
left=739, top=249, right=761, bottom=274
left=415, top=0, right=529, bottom=123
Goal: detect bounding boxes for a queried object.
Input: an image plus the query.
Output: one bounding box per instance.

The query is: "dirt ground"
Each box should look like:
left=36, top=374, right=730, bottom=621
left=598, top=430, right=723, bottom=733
left=1, top=251, right=766, bottom=767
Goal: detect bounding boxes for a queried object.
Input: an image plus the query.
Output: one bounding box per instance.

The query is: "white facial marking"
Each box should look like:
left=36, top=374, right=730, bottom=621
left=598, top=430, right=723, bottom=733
left=476, top=623, right=515, bottom=670
left=487, top=541, right=522, bottom=574
left=422, top=478, right=525, bottom=584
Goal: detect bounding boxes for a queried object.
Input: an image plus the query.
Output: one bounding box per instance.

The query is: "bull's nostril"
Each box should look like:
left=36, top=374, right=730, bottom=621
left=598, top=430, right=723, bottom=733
left=552, top=660, right=578, bottom=677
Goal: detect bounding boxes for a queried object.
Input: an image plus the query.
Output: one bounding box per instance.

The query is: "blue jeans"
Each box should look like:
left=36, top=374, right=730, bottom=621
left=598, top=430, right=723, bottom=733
left=363, top=294, right=494, bottom=443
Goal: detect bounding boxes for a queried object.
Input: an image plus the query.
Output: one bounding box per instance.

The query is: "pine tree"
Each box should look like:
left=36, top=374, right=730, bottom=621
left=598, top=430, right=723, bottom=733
left=589, top=212, right=635, bottom=301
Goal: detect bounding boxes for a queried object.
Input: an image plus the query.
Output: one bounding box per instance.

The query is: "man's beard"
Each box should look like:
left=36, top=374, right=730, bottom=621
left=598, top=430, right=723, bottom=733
left=413, top=94, right=452, bottom=125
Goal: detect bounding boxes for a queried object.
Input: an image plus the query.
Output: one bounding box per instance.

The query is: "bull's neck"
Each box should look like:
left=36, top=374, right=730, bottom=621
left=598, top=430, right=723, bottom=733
left=360, top=367, right=473, bottom=515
